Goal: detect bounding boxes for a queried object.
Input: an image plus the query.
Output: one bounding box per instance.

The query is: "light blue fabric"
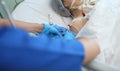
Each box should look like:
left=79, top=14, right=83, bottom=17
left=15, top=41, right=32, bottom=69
left=0, top=26, right=85, bottom=71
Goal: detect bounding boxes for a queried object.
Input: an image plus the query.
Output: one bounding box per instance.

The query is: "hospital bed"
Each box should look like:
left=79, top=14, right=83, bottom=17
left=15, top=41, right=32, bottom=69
left=0, top=0, right=120, bottom=71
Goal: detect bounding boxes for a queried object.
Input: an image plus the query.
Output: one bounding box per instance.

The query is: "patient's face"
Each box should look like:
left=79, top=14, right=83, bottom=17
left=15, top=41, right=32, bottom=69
left=62, top=0, right=83, bottom=9
left=62, top=0, right=83, bottom=17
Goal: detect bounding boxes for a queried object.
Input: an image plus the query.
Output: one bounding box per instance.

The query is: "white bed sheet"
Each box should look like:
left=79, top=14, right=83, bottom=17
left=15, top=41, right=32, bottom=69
left=78, top=0, right=120, bottom=67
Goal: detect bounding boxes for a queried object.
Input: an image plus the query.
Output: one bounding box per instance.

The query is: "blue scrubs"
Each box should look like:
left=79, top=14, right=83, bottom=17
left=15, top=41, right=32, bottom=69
left=0, top=27, right=85, bottom=71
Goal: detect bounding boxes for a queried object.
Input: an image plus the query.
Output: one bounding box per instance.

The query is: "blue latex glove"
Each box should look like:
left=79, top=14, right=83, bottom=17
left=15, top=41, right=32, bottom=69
left=42, top=24, right=62, bottom=38
left=63, top=31, right=76, bottom=40
left=53, top=25, right=76, bottom=40
left=53, top=25, right=67, bottom=33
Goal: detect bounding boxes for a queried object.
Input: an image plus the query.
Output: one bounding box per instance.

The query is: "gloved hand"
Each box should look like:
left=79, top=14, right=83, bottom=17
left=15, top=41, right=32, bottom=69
left=53, top=25, right=76, bottom=40
left=53, top=25, right=67, bottom=32
left=63, top=31, right=76, bottom=40
left=42, top=24, right=62, bottom=38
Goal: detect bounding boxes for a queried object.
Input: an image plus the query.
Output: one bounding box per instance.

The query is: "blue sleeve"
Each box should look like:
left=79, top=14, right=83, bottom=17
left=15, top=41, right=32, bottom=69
left=0, top=27, right=85, bottom=71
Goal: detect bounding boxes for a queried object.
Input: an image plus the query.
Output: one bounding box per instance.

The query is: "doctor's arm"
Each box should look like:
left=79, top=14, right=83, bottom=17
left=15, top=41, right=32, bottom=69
left=0, top=26, right=100, bottom=71
left=0, top=19, right=44, bottom=33
left=0, top=27, right=77, bottom=71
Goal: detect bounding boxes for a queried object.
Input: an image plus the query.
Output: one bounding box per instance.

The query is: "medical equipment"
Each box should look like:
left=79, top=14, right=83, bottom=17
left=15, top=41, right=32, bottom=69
left=0, top=0, right=15, bottom=27
left=48, top=14, right=53, bottom=25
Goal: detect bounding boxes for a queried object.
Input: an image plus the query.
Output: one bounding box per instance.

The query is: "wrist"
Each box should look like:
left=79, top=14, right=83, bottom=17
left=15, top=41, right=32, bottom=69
left=36, top=24, right=44, bottom=33
left=0, top=19, right=9, bottom=26
left=41, top=24, right=50, bottom=33
left=29, top=23, right=44, bottom=33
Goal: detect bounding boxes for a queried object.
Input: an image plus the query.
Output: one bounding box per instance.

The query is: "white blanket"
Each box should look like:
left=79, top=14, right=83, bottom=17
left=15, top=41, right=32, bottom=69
left=79, top=0, right=120, bottom=67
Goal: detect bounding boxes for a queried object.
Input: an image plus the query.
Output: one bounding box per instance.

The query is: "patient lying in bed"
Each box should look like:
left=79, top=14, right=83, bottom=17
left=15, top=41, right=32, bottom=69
left=12, top=0, right=120, bottom=69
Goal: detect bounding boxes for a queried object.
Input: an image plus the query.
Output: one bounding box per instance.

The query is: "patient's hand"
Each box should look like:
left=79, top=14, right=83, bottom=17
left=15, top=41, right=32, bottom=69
left=69, top=17, right=89, bottom=34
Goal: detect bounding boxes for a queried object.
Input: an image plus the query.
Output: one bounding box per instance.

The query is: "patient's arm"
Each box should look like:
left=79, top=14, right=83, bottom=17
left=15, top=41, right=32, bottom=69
left=0, top=19, right=44, bottom=33
left=69, top=17, right=88, bottom=34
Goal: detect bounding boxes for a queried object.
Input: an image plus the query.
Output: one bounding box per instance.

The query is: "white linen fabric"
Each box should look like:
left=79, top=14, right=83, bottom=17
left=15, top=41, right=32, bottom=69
left=79, top=0, right=120, bottom=67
